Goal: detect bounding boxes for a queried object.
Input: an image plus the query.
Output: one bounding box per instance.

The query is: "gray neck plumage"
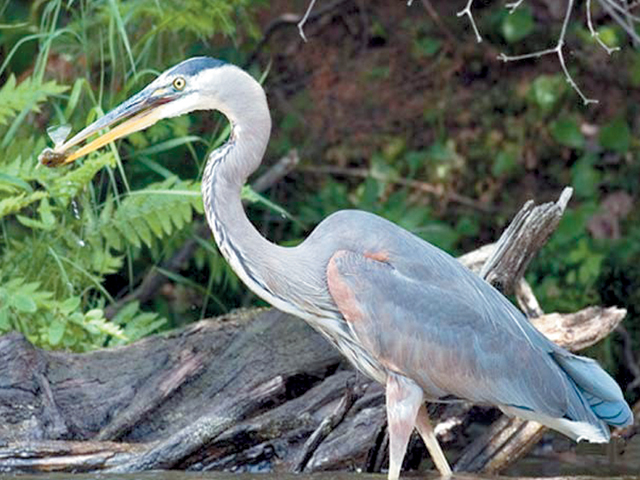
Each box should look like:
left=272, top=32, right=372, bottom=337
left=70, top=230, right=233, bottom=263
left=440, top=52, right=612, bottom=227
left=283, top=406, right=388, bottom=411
left=201, top=67, right=310, bottom=318
left=201, top=67, right=386, bottom=382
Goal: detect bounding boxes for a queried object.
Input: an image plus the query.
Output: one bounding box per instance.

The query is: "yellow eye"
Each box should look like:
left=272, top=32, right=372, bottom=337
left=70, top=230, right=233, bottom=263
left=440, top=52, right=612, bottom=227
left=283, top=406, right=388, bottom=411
left=173, top=77, right=186, bottom=90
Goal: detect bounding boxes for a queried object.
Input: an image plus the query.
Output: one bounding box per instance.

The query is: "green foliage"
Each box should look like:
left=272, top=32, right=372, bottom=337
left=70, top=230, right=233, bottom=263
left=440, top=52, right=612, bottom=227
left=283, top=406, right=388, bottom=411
left=599, top=117, right=631, bottom=154
left=529, top=203, right=604, bottom=313
left=98, top=177, right=203, bottom=251
left=551, top=117, right=584, bottom=149
left=500, top=7, right=535, bottom=44
left=0, top=75, right=68, bottom=126
left=0, top=277, right=125, bottom=350
left=118, top=0, right=264, bottom=40
left=413, top=37, right=442, bottom=58
left=297, top=141, right=462, bottom=253
left=528, top=74, right=567, bottom=114
left=0, top=0, right=265, bottom=351
left=571, top=154, right=600, bottom=199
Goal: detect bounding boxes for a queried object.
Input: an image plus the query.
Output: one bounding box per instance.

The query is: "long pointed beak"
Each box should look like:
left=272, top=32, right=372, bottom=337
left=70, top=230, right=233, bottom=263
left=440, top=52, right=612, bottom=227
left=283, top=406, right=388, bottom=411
left=39, top=86, right=174, bottom=167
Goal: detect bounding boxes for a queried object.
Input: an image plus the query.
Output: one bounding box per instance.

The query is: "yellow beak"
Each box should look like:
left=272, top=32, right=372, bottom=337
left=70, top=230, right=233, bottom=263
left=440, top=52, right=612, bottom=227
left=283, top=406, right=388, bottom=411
left=39, top=87, right=173, bottom=167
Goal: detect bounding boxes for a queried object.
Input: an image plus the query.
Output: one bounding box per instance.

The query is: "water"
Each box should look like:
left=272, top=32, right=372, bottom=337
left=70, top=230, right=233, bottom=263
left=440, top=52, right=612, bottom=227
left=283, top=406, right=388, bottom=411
left=1, top=436, right=638, bottom=480
left=0, top=472, right=638, bottom=480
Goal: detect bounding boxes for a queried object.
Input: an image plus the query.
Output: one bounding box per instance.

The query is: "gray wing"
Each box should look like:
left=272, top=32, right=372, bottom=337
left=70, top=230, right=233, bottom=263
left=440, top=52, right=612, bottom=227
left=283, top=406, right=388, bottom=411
left=326, top=248, right=573, bottom=417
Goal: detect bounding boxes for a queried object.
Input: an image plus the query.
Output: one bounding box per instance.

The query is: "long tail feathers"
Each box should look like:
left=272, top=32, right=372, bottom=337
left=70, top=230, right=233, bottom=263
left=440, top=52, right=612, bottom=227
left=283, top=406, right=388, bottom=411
left=503, top=351, right=633, bottom=443
left=581, top=391, right=633, bottom=427
left=554, top=351, right=634, bottom=430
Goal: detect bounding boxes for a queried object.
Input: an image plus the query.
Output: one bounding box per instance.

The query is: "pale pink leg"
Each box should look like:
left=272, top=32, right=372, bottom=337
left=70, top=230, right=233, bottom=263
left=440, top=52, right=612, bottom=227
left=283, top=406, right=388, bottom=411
left=416, top=404, right=452, bottom=477
left=385, top=374, right=423, bottom=480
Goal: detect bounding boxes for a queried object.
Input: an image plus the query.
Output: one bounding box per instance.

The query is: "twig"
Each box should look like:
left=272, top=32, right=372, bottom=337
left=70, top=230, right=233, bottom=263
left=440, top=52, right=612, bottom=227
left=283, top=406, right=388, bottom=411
left=457, top=0, right=483, bottom=43
left=497, top=0, right=600, bottom=105
left=298, top=0, right=318, bottom=42
left=302, top=165, right=493, bottom=212
left=587, top=0, right=622, bottom=54
left=246, top=0, right=351, bottom=66
left=598, top=0, right=640, bottom=44
left=598, top=0, right=640, bottom=22
left=618, top=0, right=636, bottom=45
left=457, top=0, right=640, bottom=104
left=506, top=0, right=526, bottom=13
left=251, top=150, right=299, bottom=193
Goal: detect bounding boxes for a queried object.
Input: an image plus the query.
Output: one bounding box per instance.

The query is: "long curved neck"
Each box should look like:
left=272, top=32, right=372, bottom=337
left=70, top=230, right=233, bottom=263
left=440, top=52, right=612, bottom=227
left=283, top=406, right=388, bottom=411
left=201, top=70, right=304, bottom=315
left=200, top=68, right=379, bottom=376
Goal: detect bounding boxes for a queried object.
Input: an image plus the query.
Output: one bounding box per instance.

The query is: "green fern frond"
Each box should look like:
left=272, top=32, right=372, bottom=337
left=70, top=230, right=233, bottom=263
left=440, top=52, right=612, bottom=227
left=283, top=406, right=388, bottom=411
left=99, top=177, right=203, bottom=251
left=0, top=190, right=47, bottom=218
left=0, top=276, right=131, bottom=351
left=0, top=152, right=115, bottom=219
left=0, top=75, right=68, bottom=126
left=48, top=153, right=117, bottom=206
left=74, top=308, right=127, bottom=340
left=117, top=0, right=265, bottom=40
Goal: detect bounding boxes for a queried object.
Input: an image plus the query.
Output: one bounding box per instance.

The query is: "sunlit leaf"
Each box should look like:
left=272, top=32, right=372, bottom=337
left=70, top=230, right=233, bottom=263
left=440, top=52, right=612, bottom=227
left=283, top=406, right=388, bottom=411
left=492, top=150, right=518, bottom=176
left=10, top=294, right=37, bottom=313
left=528, top=75, right=566, bottom=113
left=501, top=7, right=535, bottom=43
left=48, top=319, right=66, bottom=346
left=571, top=155, right=599, bottom=199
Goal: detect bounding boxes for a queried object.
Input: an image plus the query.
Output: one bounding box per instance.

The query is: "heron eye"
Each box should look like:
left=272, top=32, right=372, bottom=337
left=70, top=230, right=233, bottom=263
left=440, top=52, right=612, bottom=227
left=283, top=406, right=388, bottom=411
left=173, top=77, right=186, bottom=91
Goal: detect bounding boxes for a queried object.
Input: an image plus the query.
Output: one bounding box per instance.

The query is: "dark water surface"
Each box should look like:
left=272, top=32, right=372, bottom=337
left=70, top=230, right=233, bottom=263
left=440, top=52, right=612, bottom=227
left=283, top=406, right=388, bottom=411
left=0, top=472, right=639, bottom=480
left=1, top=470, right=639, bottom=480
left=1, top=436, right=638, bottom=480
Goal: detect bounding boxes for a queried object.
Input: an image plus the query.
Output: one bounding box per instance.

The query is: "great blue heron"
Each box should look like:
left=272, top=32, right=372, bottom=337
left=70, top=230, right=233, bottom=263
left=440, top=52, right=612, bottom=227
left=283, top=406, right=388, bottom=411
left=40, top=57, right=633, bottom=478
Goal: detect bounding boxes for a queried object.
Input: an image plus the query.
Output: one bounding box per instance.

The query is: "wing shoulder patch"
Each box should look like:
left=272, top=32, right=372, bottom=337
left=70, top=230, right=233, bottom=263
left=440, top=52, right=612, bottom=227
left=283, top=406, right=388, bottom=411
left=326, top=250, right=392, bottom=324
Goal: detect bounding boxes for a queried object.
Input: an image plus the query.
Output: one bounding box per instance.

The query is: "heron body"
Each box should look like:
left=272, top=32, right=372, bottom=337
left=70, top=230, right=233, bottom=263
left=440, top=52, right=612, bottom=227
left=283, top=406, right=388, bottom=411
left=42, top=57, right=633, bottom=479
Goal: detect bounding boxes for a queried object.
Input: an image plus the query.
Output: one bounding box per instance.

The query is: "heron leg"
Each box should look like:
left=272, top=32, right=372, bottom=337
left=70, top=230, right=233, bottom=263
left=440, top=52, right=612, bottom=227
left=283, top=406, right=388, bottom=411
left=415, top=404, right=452, bottom=477
left=385, top=374, right=423, bottom=480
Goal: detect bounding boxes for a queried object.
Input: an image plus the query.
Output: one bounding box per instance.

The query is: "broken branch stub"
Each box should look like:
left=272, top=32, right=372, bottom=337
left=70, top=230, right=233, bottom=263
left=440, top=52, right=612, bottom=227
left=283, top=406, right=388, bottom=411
left=478, top=187, right=572, bottom=294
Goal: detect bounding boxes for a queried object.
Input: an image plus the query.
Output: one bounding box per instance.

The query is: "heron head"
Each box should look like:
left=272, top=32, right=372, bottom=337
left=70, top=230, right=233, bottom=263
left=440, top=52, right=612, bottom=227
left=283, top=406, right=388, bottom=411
left=39, top=57, right=236, bottom=166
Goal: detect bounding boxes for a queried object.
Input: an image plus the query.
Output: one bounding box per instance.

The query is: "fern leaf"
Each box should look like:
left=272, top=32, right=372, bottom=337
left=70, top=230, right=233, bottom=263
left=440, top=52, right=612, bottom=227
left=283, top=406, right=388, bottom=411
left=99, top=178, right=203, bottom=251
left=0, top=75, right=68, bottom=126
left=0, top=191, right=47, bottom=219
left=145, top=209, right=165, bottom=237
left=49, top=153, right=116, bottom=206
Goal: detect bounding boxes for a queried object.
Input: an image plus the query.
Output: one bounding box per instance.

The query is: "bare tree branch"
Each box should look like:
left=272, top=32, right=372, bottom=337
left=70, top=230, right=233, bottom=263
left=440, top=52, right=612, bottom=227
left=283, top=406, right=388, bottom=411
left=457, top=0, right=483, bottom=43
left=298, top=0, right=318, bottom=42
left=498, top=0, right=599, bottom=105
left=587, top=0, right=622, bottom=54
left=506, top=0, right=526, bottom=13
left=457, top=0, right=640, bottom=104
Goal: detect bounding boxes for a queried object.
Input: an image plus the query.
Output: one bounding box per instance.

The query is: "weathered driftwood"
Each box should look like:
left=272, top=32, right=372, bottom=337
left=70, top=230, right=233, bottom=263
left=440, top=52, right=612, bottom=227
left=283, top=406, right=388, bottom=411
left=0, top=188, right=630, bottom=475
left=478, top=187, right=573, bottom=294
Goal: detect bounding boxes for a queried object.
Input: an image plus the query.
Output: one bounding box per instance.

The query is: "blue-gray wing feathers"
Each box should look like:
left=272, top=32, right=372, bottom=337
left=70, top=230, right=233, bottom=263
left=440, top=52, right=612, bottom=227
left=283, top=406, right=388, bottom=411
left=326, top=243, right=632, bottom=440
